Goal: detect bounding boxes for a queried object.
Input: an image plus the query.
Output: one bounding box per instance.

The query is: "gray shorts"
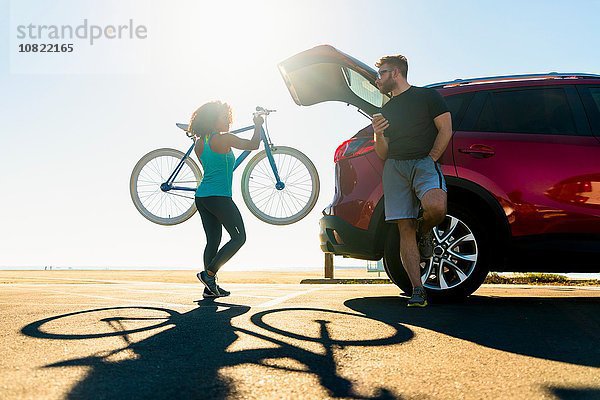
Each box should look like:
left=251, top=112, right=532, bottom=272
left=383, top=156, right=447, bottom=221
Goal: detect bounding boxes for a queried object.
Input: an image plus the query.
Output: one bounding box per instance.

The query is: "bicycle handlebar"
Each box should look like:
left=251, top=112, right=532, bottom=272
left=178, top=106, right=276, bottom=139
left=254, top=106, right=276, bottom=117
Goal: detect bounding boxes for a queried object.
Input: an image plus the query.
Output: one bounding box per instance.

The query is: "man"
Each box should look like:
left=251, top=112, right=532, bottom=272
left=372, top=54, right=452, bottom=307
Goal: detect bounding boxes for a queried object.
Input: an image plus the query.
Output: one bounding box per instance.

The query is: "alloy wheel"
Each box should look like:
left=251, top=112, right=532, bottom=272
left=420, top=214, right=479, bottom=290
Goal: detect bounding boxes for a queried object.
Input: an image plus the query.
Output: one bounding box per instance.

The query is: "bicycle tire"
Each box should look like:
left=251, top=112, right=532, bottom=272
left=21, top=306, right=178, bottom=340
left=251, top=308, right=410, bottom=346
left=241, top=146, right=319, bottom=225
left=130, top=148, right=202, bottom=225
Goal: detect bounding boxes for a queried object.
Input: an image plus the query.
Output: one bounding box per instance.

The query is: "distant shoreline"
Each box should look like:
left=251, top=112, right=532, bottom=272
left=0, top=266, right=361, bottom=271
left=1, top=266, right=597, bottom=278
left=1, top=269, right=598, bottom=284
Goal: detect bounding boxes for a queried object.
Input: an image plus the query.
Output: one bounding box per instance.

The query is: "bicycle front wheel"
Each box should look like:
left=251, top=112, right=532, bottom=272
left=130, top=148, right=202, bottom=225
left=241, top=146, right=319, bottom=225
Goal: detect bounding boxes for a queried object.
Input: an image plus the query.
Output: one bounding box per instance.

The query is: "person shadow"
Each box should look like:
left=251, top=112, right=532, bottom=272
left=21, top=298, right=412, bottom=399
left=344, top=294, right=600, bottom=399
left=345, top=294, right=600, bottom=367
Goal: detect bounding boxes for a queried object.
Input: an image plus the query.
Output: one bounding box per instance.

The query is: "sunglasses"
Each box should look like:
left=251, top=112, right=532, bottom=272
left=376, top=69, right=394, bottom=79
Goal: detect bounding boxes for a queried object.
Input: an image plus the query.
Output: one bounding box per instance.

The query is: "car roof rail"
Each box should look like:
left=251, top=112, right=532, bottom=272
left=426, top=72, right=600, bottom=88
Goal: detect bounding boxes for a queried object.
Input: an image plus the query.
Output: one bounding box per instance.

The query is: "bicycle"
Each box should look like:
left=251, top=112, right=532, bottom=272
left=129, top=107, right=320, bottom=226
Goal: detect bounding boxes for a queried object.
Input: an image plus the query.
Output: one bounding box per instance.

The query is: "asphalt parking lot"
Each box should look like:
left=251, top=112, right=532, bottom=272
left=1, top=274, right=599, bottom=399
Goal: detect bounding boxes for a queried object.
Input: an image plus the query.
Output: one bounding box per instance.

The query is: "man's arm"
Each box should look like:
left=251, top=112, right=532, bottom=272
left=373, top=116, right=390, bottom=160
left=428, top=112, right=452, bottom=161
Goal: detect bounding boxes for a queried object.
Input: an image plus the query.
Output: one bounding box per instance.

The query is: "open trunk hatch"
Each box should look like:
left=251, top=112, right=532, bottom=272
left=278, top=45, right=389, bottom=116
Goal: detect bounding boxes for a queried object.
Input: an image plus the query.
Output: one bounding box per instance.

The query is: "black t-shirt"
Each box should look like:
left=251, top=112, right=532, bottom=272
left=381, top=86, right=449, bottom=160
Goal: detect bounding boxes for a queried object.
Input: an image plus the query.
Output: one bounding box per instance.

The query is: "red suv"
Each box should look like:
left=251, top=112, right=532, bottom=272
left=279, top=45, right=600, bottom=300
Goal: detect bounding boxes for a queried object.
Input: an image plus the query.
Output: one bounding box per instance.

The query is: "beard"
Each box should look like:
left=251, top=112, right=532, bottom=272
left=377, top=79, right=395, bottom=95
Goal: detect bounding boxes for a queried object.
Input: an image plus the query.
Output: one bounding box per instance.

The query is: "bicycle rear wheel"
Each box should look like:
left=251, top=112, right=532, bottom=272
left=130, top=148, right=202, bottom=225
left=241, top=146, right=319, bottom=225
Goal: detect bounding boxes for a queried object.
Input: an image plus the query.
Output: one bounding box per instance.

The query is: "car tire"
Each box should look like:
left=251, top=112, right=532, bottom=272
left=383, top=202, right=490, bottom=302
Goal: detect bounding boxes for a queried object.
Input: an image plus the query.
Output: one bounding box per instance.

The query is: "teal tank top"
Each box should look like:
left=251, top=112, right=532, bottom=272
left=195, top=133, right=236, bottom=198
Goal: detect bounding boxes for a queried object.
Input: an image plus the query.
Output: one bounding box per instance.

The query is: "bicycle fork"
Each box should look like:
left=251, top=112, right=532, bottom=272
left=261, top=127, right=285, bottom=190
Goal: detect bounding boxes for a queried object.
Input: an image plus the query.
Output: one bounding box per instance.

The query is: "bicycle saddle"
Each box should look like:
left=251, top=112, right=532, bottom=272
left=176, top=123, right=189, bottom=131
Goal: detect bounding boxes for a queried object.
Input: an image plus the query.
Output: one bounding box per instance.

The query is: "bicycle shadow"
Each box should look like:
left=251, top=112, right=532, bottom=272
left=21, top=300, right=411, bottom=399
left=344, top=294, right=600, bottom=368
left=23, top=302, right=250, bottom=399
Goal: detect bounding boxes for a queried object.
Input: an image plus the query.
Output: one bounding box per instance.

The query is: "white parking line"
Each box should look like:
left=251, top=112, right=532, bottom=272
left=0, top=282, right=316, bottom=290
left=13, top=284, right=323, bottom=310
left=254, top=288, right=322, bottom=308
left=2, top=284, right=297, bottom=300
left=105, top=287, right=277, bottom=299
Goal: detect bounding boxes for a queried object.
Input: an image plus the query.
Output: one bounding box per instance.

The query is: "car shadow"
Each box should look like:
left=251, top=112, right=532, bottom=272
left=548, top=386, right=600, bottom=400
left=344, top=294, right=600, bottom=368
left=21, top=300, right=411, bottom=399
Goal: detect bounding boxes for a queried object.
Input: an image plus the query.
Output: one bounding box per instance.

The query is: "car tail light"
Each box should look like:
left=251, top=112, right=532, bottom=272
left=334, top=137, right=375, bottom=163
left=580, top=181, right=592, bottom=192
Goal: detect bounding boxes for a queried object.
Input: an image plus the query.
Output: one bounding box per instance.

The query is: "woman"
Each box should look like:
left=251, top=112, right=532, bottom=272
left=189, top=101, right=263, bottom=298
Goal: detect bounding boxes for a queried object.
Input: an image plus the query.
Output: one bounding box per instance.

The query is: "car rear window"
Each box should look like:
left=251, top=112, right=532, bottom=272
left=341, top=67, right=388, bottom=108
left=473, top=88, right=577, bottom=135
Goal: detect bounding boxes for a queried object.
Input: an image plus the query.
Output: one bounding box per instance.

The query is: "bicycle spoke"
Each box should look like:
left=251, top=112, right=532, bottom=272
left=249, top=186, right=277, bottom=201
left=256, top=162, right=276, bottom=182
left=287, top=193, right=301, bottom=215
left=253, top=188, right=276, bottom=209
left=284, top=189, right=308, bottom=211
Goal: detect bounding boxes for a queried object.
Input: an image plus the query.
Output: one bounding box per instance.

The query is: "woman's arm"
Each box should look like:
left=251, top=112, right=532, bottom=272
left=194, top=138, right=204, bottom=160
left=211, top=114, right=264, bottom=153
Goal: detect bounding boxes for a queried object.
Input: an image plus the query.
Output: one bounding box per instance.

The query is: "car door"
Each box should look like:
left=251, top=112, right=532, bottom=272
left=278, top=45, right=389, bottom=116
left=452, top=84, right=600, bottom=238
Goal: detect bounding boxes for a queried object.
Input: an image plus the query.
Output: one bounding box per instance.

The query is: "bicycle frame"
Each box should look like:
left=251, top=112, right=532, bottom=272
left=163, top=124, right=283, bottom=192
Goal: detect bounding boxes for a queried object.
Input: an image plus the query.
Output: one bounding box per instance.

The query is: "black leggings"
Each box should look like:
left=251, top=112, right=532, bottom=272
left=195, top=196, right=246, bottom=274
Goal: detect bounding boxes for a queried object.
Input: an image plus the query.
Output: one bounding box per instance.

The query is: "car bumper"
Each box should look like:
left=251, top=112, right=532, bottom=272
left=319, top=215, right=384, bottom=260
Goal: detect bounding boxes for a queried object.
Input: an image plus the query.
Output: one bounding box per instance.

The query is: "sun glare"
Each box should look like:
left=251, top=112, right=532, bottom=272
left=155, top=1, right=311, bottom=73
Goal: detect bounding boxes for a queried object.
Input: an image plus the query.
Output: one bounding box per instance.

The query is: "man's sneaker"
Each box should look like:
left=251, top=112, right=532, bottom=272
left=416, top=217, right=434, bottom=259
left=407, top=286, right=428, bottom=307
left=197, top=271, right=220, bottom=296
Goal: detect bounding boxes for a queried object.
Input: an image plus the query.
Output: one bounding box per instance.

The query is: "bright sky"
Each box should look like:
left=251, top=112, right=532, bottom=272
left=1, top=0, right=599, bottom=270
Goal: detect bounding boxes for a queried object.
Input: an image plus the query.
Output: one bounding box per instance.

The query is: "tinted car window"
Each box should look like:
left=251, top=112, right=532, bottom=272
left=576, top=85, right=600, bottom=136
left=444, top=92, right=474, bottom=131
left=473, top=93, right=499, bottom=132
left=474, top=88, right=577, bottom=135
left=586, top=86, right=600, bottom=136
left=589, top=87, right=600, bottom=111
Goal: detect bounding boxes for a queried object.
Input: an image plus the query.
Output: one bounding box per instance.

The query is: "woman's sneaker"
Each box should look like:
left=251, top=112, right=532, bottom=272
left=202, top=287, right=219, bottom=298
left=197, top=271, right=220, bottom=296
left=407, top=286, right=428, bottom=307
left=216, top=285, right=230, bottom=296
left=202, top=285, right=231, bottom=298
